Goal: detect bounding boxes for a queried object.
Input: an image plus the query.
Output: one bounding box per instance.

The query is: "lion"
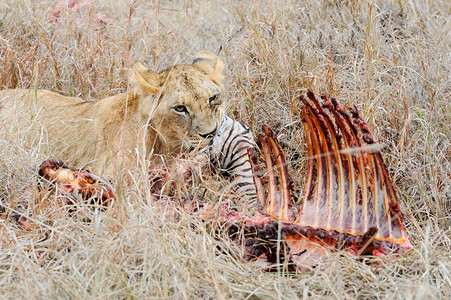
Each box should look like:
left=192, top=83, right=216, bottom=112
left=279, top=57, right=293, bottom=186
left=0, top=51, right=226, bottom=173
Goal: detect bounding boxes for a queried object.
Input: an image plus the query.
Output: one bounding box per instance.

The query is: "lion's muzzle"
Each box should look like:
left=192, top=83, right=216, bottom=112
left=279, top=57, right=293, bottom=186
left=198, top=127, right=217, bottom=139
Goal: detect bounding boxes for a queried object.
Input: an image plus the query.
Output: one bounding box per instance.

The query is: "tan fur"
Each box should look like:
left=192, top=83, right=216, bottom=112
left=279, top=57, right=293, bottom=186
left=0, top=51, right=225, bottom=172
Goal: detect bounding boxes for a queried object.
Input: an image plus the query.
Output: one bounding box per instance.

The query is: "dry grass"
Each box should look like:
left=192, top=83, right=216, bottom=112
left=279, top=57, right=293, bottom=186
left=0, top=0, right=450, bottom=298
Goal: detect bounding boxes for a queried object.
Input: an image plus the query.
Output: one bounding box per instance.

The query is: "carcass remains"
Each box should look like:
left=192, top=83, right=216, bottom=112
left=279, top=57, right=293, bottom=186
left=227, top=90, right=412, bottom=267
left=36, top=90, right=412, bottom=268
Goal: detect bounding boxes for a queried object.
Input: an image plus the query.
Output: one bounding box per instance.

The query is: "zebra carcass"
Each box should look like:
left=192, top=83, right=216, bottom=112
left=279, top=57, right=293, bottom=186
left=36, top=90, right=412, bottom=268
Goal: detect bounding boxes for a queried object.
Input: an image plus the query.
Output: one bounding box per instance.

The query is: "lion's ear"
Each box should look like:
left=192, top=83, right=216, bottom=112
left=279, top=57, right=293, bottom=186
left=192, top=51, right=225, bottom=87
left=130, top=63, right=161, bottom=94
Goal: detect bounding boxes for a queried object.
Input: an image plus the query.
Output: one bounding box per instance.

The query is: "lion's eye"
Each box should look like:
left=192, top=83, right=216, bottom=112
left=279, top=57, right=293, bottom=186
left=173, top=105, right=188, bottom=114
left=209, top=94, right=219, bottom=105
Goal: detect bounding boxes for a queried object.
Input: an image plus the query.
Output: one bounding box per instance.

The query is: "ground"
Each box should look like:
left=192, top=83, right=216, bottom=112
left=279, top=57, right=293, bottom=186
left=0, top=0, right=450, bottom=298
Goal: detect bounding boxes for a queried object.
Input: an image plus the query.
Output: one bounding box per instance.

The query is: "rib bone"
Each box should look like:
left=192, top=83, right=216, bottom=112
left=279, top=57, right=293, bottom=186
left=244, top=90, right=412, bottom=265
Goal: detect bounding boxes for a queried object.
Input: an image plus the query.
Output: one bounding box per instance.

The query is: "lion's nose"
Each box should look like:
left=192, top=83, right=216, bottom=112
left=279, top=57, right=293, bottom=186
left=199, top=127, right=217, bottom=139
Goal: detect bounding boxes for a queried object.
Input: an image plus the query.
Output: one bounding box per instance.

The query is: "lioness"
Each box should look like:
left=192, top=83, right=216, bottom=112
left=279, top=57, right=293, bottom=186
left=0, top=51, right=225, bottom=172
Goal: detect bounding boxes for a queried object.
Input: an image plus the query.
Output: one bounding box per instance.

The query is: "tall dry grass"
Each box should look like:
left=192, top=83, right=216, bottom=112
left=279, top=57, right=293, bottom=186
left=0, top=0, right=450, bottom=298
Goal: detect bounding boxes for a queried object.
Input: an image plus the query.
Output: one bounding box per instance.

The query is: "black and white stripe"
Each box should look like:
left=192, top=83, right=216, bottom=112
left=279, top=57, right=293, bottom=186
left=206, top=116, right=257, bottom=201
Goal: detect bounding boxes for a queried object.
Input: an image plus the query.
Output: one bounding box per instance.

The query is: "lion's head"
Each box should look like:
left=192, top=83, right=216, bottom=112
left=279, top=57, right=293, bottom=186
left=131, top=51, right=226, bottom=155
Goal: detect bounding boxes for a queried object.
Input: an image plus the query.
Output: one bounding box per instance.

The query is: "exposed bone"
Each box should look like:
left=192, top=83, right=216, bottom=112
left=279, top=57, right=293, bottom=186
left=238, top=89, right=412, bottom=266
left=38, top=159, right=114, bottom=207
